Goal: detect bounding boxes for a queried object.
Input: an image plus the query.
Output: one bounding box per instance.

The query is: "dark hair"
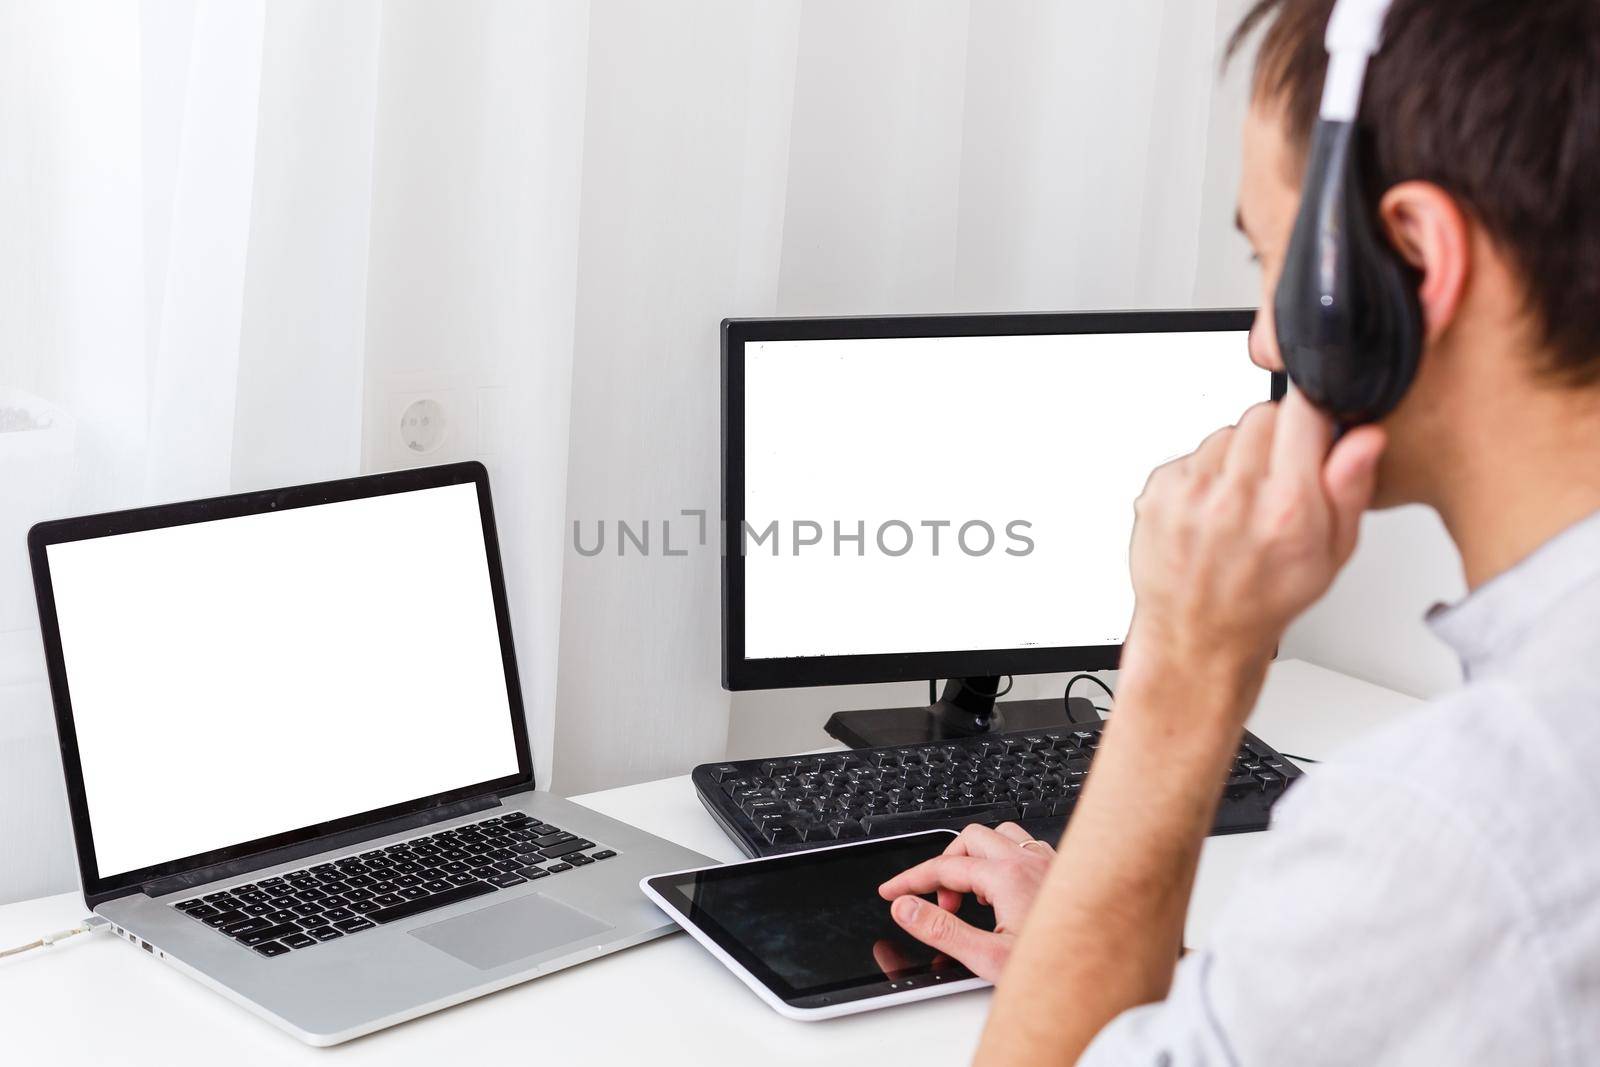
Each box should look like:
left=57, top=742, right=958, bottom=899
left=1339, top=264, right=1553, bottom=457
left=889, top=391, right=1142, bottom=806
left=1228, top=1, right=1600, bottom=385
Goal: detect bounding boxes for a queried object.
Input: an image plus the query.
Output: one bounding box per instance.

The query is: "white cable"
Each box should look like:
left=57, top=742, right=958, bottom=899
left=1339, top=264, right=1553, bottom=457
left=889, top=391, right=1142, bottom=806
left=0, top=915, right=107, bottom=960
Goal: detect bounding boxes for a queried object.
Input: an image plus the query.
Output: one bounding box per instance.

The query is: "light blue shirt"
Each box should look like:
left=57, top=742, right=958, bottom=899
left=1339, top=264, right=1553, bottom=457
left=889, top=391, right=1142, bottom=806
left=1080, top=509, right=1600, bottom=1066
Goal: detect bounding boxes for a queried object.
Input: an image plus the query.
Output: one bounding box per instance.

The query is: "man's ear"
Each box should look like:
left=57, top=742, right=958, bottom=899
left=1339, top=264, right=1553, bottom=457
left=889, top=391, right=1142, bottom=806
left=1378, top=181, right=1470, bottom=343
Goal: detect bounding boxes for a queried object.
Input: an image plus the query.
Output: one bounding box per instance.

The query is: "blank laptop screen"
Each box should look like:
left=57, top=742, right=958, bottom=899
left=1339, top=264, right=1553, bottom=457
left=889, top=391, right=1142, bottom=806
left=44, top=482, right=521, bottom=880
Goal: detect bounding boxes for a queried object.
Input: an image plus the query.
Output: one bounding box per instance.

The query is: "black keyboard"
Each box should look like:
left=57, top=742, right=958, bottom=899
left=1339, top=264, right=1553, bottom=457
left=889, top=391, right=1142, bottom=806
left=694, top=721, right=1304, bottom=857
left=170, top=812, right=618, bottom=958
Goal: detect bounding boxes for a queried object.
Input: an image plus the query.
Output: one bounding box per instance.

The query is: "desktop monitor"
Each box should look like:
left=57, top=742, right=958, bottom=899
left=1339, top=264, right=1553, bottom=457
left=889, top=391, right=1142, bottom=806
left=721, top=309, right=1282, bottom=747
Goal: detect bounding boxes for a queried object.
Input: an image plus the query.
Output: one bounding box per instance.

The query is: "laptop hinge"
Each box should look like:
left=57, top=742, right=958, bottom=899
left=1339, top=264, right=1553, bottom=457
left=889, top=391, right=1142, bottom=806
left=139, top=794, right=502, bottom=899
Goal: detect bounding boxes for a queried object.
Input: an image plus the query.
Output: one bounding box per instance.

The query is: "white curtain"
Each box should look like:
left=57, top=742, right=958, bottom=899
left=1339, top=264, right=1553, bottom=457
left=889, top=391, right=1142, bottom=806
left=1, top=0, right=1261, bottom=903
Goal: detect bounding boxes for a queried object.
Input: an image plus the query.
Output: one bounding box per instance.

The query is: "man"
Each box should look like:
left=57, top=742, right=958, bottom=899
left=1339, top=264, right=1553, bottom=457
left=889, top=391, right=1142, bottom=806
left=878, top=1, right=1600, bottom=1063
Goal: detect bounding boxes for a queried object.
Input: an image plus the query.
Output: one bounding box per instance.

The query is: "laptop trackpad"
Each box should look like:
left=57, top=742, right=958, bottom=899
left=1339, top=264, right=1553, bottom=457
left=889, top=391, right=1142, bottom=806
left=410, top=893, right=614, bottom=971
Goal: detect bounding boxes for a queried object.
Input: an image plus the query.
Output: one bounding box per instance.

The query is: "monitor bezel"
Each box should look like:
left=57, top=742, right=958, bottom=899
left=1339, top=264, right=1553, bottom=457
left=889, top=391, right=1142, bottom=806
left=721, top=308, right=1282, bottom=691
left=28, top=461, right=535, bottom=908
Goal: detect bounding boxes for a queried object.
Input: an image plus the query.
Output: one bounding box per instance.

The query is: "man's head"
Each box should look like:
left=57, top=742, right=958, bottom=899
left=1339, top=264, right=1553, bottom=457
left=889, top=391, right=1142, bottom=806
left=1229, top=0, right=1600, bottom=509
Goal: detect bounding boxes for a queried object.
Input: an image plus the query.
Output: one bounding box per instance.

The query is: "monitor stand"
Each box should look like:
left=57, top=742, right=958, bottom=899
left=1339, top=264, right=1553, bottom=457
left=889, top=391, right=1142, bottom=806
left=824, top=676, right=1099, bottom=749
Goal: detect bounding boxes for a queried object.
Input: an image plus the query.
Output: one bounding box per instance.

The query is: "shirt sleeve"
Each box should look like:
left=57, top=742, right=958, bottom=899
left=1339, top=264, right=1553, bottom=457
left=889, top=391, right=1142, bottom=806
left=1075, top=758, right=1556, bottom=1067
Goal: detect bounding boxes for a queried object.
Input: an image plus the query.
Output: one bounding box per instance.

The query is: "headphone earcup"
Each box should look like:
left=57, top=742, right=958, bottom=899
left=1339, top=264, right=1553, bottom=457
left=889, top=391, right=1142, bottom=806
left=1274, top=120, right=1424, bottom=425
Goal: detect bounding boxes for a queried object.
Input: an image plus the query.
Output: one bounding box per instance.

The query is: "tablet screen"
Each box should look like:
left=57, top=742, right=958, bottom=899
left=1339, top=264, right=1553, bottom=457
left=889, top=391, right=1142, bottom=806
left=648, top=832, right=996, bottom=1007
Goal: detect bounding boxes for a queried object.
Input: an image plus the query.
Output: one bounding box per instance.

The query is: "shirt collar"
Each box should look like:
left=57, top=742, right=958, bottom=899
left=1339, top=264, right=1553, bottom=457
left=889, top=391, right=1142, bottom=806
left=1426, top=507, right=1600, bottom=678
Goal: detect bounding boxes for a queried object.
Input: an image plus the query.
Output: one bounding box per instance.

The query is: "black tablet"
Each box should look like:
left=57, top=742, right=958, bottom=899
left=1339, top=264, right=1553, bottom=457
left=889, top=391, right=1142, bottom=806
left=641, top=831, right=995, bottom=1019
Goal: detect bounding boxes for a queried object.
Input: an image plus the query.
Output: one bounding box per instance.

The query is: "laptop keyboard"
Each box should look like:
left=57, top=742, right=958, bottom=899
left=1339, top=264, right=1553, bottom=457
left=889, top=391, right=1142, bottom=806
left=170, top=812, right=616, bottom=958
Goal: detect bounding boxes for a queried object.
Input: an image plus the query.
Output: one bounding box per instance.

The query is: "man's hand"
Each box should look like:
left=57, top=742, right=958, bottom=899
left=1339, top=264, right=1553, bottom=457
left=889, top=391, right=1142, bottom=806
left=876, top=823, right=1053, bottom=982
left=1120, top=389, right=1386, bottom=710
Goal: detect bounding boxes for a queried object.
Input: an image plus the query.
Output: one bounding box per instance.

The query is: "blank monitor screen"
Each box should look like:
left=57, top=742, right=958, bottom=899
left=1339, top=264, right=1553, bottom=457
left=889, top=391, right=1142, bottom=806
left=43, top=481, right=520, bottom=880
left=741, top=328, right=1266, bottom=663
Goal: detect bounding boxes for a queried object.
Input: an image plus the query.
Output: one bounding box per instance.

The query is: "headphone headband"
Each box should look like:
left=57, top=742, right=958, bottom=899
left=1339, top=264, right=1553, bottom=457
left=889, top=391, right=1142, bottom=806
left=1321, top=0, right=1395, bottom=121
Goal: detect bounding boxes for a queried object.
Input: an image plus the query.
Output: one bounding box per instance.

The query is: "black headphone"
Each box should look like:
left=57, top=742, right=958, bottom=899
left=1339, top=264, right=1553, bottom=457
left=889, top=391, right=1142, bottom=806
left=1273, top=0, right=1423, bottom=426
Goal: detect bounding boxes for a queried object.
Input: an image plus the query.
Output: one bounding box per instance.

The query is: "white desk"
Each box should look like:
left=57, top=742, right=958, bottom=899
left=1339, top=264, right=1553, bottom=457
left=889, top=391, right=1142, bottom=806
left=0, top=660, right=1419, bottom=1065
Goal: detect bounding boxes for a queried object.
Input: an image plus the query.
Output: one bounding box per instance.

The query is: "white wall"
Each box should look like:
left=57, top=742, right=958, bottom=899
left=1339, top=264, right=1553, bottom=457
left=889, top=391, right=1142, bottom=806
left=551, top=0, right=804, bottom=793
left=360, top=0, right=590, bottom=791
left=1283, top=508, right=1466, bottom=697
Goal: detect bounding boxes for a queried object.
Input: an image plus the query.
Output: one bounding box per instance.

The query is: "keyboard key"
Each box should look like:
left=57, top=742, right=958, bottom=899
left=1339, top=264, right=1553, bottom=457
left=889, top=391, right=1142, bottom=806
left=566, top=854, right=595, bottom=866
left=348, top=899, right=380, bottom=914
left=398, top=887, right=429, bottom=900
left=545, top=863, right=573, bottom=874
left=306, top=926, right=343, bottom=942
left=203, top=909, right=247, bottom=928
left=185, top=905, right=219, bottom=921
left=590, top=850, right=616, bottom=860
left=1224, top=772, right=1256, bottom=797
left=253, top=941, right=291, bottom=957
left=266, top=909, right=298, bottom=924
left=239, top=923, right=302, bottom=947
left=487, top=871, right=526, bottom=888
left=282, top=933, right=316, bottom=949
left=369, top=880, right=496, bottom=925
left=222, top=917, right=273, bottom=936
left=322, top=907, right=354, bottom=922
left=516, top=866, right=550, bottom=880
left=333, top=917, right=375, bottom=933
left=174, top=898, right=206, bottom=912
left=538, top=839, right=593, bottom=860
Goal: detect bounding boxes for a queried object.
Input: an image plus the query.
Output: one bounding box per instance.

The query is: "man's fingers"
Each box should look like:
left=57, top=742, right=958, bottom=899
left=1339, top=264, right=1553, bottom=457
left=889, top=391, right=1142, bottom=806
left=1323, top=424, right=1386, bottom=561
left=1269, top=387, right=1337, bottom=483
left=1187, top=424, right=1236, bottom=482
left=1222, top=402, right=1277, bottom=483
left=889, top=895, right=1008, bottom=982
left=990, top=822, right=1035, bottom=847
left=879, top=855, right=985, bottom=901
left=951, top=823, right=1028, bottom=860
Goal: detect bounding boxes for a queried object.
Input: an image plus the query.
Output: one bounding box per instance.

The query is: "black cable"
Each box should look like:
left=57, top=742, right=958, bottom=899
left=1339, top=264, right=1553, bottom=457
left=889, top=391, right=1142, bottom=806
left=1064, top=672, right=1115, bottom=720
left=1061, top=670, right=1318, bottom=762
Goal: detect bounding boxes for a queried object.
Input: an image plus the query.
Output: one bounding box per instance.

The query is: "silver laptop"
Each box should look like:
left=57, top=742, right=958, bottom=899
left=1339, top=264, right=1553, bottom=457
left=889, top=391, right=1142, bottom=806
left=27, top=462, right=710, bottom=1045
